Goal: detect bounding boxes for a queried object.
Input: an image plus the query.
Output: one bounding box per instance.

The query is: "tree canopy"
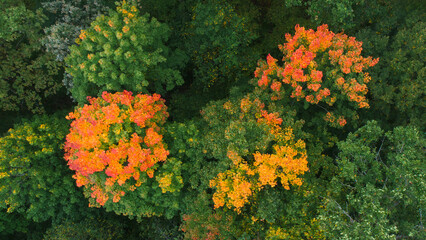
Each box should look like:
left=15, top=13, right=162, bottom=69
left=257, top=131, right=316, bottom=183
left=1, top=0, right=424, bottom=239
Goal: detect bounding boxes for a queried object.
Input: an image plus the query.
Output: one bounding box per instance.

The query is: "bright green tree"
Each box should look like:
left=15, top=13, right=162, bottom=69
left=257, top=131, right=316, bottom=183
left=65, top=1, right=183, bottom=103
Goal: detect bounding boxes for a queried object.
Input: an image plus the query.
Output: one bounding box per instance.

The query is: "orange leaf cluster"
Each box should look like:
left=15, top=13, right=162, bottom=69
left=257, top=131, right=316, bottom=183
left=324, top=111, right=347, bottom=127
left=117, top=1, right=137, bottom=20
left=254, top=24, right=379, bottom=109
left=65, top=91, right=169, bottom=206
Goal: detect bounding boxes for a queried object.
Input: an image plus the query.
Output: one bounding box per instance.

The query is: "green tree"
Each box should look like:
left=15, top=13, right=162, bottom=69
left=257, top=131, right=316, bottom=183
left=65, top=1, right=183, bottom=104
left=320, top=121, right=425, bottom=239
left=285, top=0, right=366, bottom=31
left=42, top=0, right=112, bottom=95
left=0, top=0, right=63, bottom=113
left=362, top=9, right=425, bottom=128
left=0, top=211, right=31, bottom=238
left=185, top=0, right=256, bottom=88
left=0, top=113, right=90, bottom=223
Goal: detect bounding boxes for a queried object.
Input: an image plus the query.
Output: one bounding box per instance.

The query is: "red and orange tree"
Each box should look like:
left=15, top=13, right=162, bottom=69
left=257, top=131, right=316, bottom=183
left=254, top=24, right=378, bottom=128
left=65, top=91, right=183, bottom=219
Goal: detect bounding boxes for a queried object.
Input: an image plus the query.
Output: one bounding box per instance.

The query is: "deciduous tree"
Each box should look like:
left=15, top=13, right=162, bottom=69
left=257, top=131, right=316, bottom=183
left=65, top=91, right=183, bottom=219
left=65, top=1, right=183, bottom=103
left=0, top=0, right=62, bottom=113
left=0, top=113, right=89, bottom=223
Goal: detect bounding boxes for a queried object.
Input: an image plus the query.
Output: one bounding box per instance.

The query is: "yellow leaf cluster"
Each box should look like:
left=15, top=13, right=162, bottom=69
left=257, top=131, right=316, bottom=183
left=210, top=127, right=308, bottom=212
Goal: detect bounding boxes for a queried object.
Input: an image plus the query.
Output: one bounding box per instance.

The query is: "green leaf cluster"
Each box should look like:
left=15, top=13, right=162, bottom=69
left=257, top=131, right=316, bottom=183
left=0, top=0, right=63, bottom=113
left=0, top=113, right=90, bottom=223
left=185, top=0, right=257, bottom=88
left=65, top=1, right=184, bottom=103
left=320, top=121, right=425, bottom=239
left=96, top=156, right=184, bottom=221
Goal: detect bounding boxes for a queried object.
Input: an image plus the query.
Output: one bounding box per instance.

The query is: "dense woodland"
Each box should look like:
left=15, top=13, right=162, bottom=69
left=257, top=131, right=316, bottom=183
left=0, top=0, right=425, bottom=239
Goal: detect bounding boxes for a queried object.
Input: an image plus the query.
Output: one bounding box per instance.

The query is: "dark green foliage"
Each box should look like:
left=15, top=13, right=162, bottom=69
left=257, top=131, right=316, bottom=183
left=0, top=211, right=31, bottom=237
left=257, top=0, right=313, bottom=55
left=42, top=217, right=126, bottom=240
left=185, top=0, right=256, bottom=88
left=365, top=10, right=425, bottom=127
left=0, top=113, right=90, bottom=223
left=320, top=121, right=425, bottom=239
left=136, top=216, right=183, bottom=240
left=0, top=0, right=63, bottom=113
left=285, top=0, right=365, bottom=31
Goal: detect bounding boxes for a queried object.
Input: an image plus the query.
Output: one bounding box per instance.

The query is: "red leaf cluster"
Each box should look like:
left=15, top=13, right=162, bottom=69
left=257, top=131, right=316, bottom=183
left=254, top=24, right=378, bottom=110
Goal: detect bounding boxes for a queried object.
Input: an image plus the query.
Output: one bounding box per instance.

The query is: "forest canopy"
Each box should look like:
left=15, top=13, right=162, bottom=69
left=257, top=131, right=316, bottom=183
left=0, top=0, right=424, bottom=239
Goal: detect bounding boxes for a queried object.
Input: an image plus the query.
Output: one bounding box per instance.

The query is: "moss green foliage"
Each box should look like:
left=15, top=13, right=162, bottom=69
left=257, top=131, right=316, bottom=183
left=65, top=1, right=183, bottom=103
left=0, top=0, right=63, bottom=113
left=0, top=113, right=89, bottom=223
left=285, top=0, right=365, bottom=31
left=363, top=8, right=425, bottom=127
left=246, top=0, right=313, bottom=55
left=0, top=211, right=31, bottom=237
left=136, top=216, right=183, bottom=240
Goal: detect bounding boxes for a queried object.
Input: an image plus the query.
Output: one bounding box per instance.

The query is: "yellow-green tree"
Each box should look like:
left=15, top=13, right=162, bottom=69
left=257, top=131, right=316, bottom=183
left=65, top=1, right=183, bottom=103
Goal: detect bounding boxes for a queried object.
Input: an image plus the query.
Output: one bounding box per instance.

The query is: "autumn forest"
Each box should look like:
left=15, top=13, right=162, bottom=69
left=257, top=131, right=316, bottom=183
left=0, top=0, right=424, bottom=239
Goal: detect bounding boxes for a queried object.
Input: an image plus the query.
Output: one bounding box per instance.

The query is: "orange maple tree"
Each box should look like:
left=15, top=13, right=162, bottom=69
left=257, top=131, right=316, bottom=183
left=254, top=24, right=379, bottom=127
left=64, top=91, right=169, bottom=206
